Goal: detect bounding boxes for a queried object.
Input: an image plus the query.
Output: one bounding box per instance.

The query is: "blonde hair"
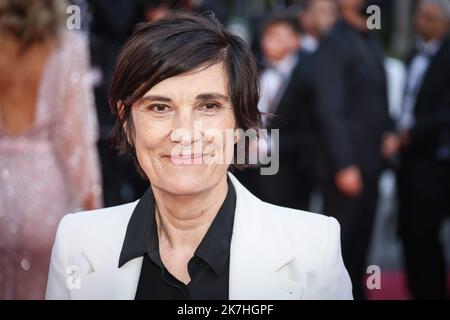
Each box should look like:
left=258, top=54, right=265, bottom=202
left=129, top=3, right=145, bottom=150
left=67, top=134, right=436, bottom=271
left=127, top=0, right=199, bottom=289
left=0, top=0, right=67, bottom=48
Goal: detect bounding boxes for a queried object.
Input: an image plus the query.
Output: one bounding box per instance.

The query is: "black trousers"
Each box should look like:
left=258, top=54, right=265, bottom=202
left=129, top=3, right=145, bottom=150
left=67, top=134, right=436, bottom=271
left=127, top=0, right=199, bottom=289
left=397, top=155, right=450, bottom=299
left=320, top=172, right=379, bottom=300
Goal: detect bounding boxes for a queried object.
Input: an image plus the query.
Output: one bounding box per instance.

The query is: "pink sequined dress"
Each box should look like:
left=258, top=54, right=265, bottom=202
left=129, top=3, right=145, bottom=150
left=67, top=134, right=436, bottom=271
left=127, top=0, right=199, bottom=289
left=0, top=31, right=103, bottom=300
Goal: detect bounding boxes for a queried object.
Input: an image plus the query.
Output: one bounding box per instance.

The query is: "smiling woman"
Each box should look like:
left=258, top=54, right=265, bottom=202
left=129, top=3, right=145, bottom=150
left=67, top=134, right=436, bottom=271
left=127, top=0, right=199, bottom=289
left=109, top=13, right=262, bottom=177
left=45, top=11, right=353, bottom=300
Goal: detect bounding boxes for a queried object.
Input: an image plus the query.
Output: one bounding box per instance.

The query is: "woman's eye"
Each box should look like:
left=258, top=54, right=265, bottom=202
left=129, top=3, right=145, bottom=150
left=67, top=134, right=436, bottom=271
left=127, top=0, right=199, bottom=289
left=149, top=104, right=169, bottom=113
left=202, top=103, right=221, bottom=112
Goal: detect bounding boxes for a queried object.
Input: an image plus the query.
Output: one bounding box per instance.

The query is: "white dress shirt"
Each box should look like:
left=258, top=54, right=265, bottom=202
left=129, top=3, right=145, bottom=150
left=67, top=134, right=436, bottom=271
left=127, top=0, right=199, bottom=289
left=301, top=34, right=319, bottom=54
left=258, top=53, right=299, bottom=117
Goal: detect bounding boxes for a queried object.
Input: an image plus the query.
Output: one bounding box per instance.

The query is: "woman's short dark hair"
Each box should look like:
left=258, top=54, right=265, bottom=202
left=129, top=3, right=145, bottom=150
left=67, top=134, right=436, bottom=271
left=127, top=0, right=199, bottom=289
left=109, top=10, right=261, bottom=176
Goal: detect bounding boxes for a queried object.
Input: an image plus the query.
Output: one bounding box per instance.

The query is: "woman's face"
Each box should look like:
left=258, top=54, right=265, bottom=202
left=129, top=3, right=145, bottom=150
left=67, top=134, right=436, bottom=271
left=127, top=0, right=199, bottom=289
left=130, top=62, right=237, bottom=195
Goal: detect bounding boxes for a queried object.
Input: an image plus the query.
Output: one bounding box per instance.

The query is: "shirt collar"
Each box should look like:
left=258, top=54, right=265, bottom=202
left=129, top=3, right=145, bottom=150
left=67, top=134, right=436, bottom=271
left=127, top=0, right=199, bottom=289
left=118, top=179, right=236, bottom=277
left=265, top=53, right=299, bottom=78
left=301, top=34, right=319, bottom=53
left=118, top=187, right=155, bottom=268
left=416, top=37, right=442, bottom=57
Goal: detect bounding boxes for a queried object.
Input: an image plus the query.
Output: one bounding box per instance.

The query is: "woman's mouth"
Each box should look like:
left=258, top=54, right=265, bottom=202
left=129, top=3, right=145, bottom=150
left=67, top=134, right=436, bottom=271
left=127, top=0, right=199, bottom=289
left=163, top=153, right=209, bottom=165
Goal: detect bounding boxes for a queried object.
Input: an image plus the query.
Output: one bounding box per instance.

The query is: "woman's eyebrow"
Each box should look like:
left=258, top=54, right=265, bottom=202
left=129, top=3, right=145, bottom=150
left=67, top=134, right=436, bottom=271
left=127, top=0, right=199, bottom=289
left=196, top=93, right=229, bottom=101
left=141, top=93, right=229, bottom=103
left=141, top=95, right=172, bottom=102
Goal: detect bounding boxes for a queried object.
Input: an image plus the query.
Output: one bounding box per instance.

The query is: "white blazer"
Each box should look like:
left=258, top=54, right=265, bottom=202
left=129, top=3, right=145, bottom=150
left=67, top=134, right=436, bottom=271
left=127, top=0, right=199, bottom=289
left=46, top=173, right=353, bottom=300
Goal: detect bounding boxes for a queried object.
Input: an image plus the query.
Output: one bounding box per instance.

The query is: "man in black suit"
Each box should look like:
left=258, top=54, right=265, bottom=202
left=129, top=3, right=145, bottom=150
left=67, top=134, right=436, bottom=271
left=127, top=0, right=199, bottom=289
left=252, top=15, right=317, bottom=211
left=88, top=0, right=149, bottom=206
left=312, top=0, right=395, bottom=299
left=397, top=0, right=450, bottom=299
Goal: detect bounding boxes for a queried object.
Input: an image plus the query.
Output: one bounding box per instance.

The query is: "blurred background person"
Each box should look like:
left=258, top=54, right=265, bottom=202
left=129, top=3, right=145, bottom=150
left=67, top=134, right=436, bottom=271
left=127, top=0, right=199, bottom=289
left=88, top=0, right=147, bottom=207
left=235, top=12, right=317, bottom=210
left=312, top=0, right=396, bottom=299
left=397, top=0, right=450, bottom=300
left=256, top=14, right=316, bottom=210
left=0, top=0, right=102, bottom=299
left=142, top=0, right=178, bottom=22
left=298, top=0, right=338, bottom=54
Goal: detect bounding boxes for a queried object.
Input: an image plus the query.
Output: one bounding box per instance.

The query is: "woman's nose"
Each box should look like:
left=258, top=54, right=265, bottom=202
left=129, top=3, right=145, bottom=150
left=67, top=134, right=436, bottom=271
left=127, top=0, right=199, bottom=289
left=170, top=111, right=202, bottom=145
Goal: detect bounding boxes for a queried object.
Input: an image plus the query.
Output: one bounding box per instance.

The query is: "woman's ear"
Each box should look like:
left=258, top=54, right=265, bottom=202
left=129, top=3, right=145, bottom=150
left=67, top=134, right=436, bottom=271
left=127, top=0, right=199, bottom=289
left=118, top=101, right=126, bottom=119
left=118, top=101, right=132, bottom=145
left=234, top=127, right=241, bottom=144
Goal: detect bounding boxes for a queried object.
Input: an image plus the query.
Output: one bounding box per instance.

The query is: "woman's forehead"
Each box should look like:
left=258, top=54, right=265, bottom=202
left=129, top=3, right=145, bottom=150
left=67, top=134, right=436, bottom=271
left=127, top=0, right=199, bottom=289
left=143, top=62, right=229, bottom=100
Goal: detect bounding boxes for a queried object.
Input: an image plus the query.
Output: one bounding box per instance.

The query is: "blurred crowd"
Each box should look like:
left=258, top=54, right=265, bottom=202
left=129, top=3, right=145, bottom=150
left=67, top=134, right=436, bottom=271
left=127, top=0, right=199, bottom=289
left=0, top=0, right=449, bottom=300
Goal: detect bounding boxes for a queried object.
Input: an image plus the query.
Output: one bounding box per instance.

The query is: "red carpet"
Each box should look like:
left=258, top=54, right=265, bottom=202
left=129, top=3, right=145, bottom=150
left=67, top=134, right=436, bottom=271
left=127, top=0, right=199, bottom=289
left=366, top=271, right=450, bottom=300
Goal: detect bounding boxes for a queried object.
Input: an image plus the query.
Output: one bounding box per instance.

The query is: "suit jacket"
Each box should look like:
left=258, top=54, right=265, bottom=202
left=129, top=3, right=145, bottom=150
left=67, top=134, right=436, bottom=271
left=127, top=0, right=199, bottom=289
left=405, top=37, right=450, bottom=158
left=45, top=173, right=353, bottom=300
left=267, top=50, right=316, bottom=169
left=249, top=50, right=318, bottom=209
left=313, top=21, right=392, bottom=178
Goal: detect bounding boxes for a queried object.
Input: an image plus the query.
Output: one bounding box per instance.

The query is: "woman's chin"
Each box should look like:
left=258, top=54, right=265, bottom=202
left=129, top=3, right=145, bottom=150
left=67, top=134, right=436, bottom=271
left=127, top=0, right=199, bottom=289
left=153, top=166, right=219, bottom=195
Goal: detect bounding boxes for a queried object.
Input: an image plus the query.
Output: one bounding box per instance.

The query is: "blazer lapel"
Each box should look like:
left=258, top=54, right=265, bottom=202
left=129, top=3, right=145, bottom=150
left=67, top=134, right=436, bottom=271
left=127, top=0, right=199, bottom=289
left=227, top=173, right=303, bottom=299
left=414, top=39, right=450, bottom=114
left=69, top=255, right=143, bottom=300
left=69, top=205, right=143, bottom=300
left=272, top=59, right=301, bottom=116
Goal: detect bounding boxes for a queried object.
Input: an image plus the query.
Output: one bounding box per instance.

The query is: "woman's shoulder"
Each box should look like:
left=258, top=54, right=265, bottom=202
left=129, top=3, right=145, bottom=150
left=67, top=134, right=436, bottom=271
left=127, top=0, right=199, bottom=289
left=259, top=200, right=341, bottom=241
left=230, top=172, right=341, bottom=241
left=57, top=201, right=139, bottom=237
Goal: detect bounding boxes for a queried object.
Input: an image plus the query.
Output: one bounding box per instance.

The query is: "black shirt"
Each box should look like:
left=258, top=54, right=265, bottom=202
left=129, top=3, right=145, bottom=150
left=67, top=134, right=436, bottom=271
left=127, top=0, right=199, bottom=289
left=118, top=180, right=236, bottom=300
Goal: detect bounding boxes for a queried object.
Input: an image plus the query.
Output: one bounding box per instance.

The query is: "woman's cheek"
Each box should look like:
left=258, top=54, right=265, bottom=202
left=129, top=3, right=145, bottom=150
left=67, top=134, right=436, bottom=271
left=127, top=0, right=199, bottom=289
left=136, top=118, right=169, bottom=149
left=203, top=114, right=236, bottom=163
left=205, top=109, right=235, bottom=130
